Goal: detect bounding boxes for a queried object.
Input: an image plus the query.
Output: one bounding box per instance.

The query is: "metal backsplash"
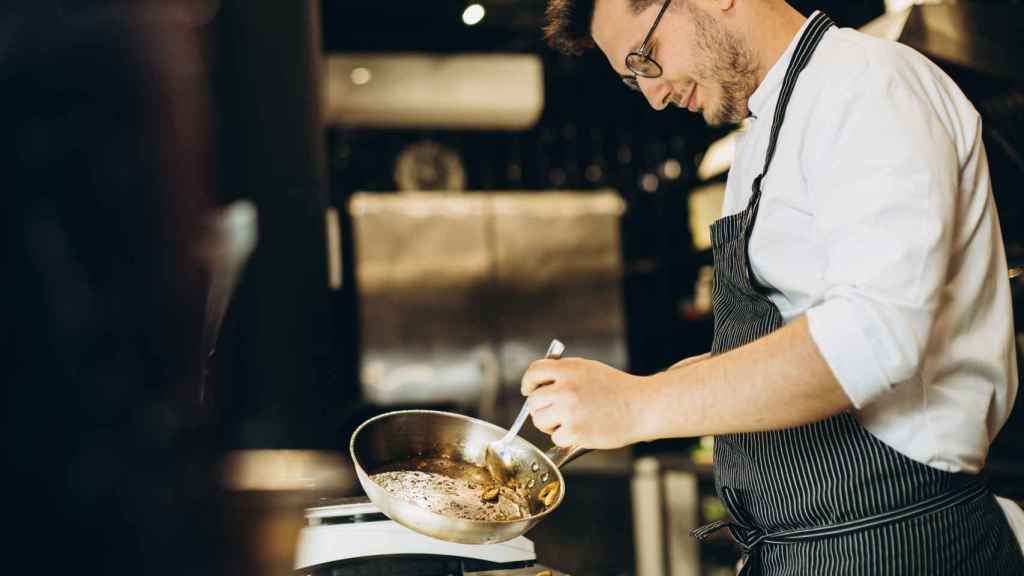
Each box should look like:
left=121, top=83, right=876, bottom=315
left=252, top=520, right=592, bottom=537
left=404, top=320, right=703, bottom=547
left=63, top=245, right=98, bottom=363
left=351, top=191, right=627, bottom=423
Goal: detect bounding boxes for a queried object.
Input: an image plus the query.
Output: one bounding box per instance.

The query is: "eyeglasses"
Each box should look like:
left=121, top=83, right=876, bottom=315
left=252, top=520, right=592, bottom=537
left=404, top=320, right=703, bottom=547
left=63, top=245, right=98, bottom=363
left=623, top=0, right=672, bottom=92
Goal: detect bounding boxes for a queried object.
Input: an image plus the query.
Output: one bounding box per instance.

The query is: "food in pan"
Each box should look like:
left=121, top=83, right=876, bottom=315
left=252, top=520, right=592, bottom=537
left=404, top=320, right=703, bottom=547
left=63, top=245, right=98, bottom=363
left=370, top=457, right=537, bottom=522
left=538, top=481, right=560, bottom=507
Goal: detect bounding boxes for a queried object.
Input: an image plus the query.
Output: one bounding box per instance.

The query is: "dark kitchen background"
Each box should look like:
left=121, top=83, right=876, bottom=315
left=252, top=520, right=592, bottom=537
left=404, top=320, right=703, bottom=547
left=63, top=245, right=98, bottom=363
left=6, top=1, right=1023, bottom=575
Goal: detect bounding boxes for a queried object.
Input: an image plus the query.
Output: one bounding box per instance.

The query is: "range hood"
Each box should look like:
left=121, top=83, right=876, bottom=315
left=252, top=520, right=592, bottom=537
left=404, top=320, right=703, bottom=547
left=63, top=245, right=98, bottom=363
left=323, top=54, right=544, bottom=130
left=860, top=2, right=1024, bottom=84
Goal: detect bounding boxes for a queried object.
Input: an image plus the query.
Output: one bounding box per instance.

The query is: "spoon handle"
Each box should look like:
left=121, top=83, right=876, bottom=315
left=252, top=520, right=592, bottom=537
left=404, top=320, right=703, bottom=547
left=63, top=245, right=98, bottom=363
left=502, top=403, right=531, bottom=445
left=500, top=338, right=565, bottom=444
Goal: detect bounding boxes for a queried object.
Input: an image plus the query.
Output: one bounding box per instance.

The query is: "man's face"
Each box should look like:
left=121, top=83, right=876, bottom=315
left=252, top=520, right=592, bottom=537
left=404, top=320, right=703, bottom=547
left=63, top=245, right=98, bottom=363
left=592, top=0, right=758, bottom=125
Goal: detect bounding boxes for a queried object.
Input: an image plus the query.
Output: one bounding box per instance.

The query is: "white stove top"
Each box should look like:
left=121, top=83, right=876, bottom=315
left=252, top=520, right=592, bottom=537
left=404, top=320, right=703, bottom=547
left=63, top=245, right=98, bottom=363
left=294, top=497, right=542, bottom=574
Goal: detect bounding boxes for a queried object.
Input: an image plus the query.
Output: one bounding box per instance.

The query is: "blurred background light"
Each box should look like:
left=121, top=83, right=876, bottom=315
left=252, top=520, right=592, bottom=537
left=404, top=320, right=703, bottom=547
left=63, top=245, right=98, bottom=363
left=350, top=66, right=372, bottom=86
left=462, top=4, right=485, bottom=26
left=660, top=158, right=682, bottom=180
left=639, top=173, right=659, bottom=193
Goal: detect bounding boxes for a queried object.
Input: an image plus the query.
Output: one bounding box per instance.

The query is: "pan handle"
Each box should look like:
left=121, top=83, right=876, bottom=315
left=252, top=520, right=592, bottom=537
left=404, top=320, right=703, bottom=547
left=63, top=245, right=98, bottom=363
left=545, top=444, right=591, bottom=468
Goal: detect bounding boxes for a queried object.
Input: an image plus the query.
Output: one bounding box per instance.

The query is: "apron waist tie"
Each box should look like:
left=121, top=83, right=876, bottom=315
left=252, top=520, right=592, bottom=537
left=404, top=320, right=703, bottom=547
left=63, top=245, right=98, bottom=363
left=691, top=478, right=990, bottom=575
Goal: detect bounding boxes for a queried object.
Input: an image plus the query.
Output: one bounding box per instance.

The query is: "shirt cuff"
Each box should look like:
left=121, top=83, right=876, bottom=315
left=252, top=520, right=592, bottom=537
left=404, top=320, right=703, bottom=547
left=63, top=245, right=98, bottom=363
left=805, top=299, right=892, bottom=409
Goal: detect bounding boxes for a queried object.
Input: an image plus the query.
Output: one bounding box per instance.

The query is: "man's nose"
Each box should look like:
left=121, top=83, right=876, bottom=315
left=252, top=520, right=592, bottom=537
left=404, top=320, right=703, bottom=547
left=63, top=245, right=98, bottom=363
left=637, top=76, right=670, bottom=111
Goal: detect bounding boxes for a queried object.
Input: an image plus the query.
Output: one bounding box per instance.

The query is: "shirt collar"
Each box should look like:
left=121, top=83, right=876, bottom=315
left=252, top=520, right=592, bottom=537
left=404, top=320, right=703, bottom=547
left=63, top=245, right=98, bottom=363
left=746, top=11, right=820, bottom=119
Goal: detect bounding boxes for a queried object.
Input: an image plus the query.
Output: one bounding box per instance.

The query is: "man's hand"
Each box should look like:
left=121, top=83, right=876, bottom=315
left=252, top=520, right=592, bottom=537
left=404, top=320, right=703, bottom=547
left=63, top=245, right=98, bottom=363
left=519, top=317, right=854, bottom=447
left=521, top=357, right=648, bottom=450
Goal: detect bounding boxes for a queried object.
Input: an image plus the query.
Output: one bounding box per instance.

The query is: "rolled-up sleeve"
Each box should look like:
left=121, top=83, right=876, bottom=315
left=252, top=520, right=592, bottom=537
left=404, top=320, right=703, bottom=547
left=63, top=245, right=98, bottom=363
left=802, top=63, right=961, bottom=408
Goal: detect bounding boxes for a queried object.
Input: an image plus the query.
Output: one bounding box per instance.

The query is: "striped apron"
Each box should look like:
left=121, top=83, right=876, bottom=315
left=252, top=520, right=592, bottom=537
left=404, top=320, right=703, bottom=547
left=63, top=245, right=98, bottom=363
left=692, top=13, right=1024, bottom=575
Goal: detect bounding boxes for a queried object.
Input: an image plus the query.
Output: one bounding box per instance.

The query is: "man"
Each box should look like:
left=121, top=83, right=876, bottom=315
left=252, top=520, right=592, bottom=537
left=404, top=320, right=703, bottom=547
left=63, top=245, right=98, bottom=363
left=524, top=0, right=1024, bottom=573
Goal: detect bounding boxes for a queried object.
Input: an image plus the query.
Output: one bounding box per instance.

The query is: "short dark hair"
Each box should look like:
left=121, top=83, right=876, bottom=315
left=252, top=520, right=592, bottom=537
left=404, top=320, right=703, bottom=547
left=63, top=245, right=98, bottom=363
left=543, top=0, right=661, bottom=56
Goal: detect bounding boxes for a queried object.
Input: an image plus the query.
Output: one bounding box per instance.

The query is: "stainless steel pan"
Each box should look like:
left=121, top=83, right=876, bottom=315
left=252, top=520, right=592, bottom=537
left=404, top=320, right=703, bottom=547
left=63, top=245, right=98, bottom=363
left=350, top=409, right=588, bottom=544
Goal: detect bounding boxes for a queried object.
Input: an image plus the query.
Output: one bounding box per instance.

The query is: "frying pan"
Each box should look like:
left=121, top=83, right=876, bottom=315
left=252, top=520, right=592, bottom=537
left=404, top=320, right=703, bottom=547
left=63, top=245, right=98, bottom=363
left=350, top=409, right=589, bottom=544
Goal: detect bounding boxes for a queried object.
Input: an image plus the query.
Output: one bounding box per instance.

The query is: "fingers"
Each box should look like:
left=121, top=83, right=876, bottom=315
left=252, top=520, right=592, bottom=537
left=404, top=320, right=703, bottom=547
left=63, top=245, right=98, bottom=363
left=531, top=404, right=576, bottom=447
left=525, top=388, right=555, bottom=413
left=529, top=400, right=559, bottom=433
left=522, top=357, right=584, bottom=448
left=521, top=358, right=569, bottom=395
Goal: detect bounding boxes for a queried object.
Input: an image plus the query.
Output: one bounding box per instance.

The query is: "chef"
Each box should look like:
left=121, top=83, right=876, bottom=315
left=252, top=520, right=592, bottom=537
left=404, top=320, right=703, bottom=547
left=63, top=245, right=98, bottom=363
left=525, top=0, right=1024, bottom=573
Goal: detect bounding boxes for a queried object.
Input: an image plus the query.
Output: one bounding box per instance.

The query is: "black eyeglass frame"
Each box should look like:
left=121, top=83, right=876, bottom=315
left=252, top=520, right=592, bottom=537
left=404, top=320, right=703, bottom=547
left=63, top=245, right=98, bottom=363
left=623, top=0, right=673, bottom=91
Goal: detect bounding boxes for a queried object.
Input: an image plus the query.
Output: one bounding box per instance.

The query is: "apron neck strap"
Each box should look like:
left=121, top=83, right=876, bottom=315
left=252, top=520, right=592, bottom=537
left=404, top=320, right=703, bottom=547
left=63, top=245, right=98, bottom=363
left=758, top=12, right=835, bottom=183
left=744, top=12, right=835, bottom=234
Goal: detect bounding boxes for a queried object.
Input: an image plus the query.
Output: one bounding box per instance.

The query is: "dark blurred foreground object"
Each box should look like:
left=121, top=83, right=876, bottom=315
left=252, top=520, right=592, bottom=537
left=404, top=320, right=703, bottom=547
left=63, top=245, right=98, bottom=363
left=4, top=1, right=228, bottom=573
left=210, top=0, right=336, bottom=452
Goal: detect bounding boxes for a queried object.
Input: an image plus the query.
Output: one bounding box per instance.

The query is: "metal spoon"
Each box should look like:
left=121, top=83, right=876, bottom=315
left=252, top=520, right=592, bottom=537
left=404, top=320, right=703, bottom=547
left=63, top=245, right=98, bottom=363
left=485, top=338, right=565, bottom=485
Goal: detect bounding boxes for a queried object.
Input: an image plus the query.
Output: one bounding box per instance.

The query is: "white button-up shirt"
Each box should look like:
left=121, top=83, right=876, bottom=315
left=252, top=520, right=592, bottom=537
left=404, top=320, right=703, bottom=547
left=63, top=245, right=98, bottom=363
left=723, top=18, right=1018, bottom=474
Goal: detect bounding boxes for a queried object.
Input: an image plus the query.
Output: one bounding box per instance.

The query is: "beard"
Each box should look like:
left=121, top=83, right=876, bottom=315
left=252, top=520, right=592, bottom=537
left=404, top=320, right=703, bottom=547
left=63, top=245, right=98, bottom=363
left=687, top=3, right=759, bottom=126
